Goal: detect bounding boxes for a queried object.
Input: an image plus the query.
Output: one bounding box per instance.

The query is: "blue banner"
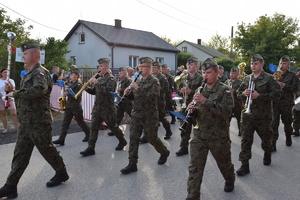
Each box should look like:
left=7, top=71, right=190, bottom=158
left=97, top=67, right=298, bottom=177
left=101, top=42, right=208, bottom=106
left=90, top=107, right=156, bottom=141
left=269, top=64, right=278, bottom=73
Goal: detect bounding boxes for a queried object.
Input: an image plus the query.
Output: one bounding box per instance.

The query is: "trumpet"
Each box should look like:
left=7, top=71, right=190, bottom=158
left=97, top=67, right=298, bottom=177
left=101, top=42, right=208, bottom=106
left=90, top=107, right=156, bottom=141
left=181, top=80, right=188, bottom=109
left=174, top=72, right=186, bottom=85
left=244, top=76, right=255, bottom=114
left=273, top=69, right=283, bottom=80
left=179, top=79, right=207, bottom=132
left=75, top=73, right=99, bottom=99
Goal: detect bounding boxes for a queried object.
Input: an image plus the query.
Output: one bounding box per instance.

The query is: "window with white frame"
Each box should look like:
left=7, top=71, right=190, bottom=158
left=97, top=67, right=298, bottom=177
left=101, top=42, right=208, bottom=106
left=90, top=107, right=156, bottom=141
left=182, top=47, right=187, bottom=52
left=79, top=32, right=85, bottom=43
left=156, top=57, right=164, bottom=64
left=129, top=56, right=139, bottom=67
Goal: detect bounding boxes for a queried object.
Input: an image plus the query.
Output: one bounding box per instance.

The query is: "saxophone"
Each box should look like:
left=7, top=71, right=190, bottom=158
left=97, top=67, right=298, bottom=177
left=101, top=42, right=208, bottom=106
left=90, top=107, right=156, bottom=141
left=75, top=73, right=99, bottom=99
left=58, top=82, right=67, bottom=111
left=238, top=62, right=247, bottom=80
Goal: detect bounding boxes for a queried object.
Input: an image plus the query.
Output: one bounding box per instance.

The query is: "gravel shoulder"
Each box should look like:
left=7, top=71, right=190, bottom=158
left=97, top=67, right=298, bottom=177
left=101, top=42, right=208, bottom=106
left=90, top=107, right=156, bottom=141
left=0, top=110, right=85, bottom=145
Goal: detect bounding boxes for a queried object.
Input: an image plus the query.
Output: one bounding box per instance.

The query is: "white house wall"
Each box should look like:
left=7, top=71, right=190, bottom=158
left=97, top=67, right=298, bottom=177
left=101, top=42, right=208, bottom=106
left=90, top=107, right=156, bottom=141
left=177, top=42, right=212, bottom=62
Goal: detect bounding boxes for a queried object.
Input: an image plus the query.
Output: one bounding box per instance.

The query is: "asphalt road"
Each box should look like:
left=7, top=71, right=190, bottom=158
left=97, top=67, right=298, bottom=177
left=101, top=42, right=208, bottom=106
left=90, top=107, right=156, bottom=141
left=0, top=117, right=299, bottom=200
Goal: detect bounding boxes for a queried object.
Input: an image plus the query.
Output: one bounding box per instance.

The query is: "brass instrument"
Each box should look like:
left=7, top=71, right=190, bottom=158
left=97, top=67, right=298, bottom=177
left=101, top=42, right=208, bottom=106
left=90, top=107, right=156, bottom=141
left=273, top=69, right=283, bottom=80
left=174, top=72, right=186, bottom=85
left=238, top=62, right=247, bottom=80
left=179, top=79, right=207, bottom=132
left=244, top=76, right=255, bottom=114
left=58, top=96, right=67, bottom=111
left=75, top=73, right=99, bottom=99
left=181, top=80, right=188, bottom=109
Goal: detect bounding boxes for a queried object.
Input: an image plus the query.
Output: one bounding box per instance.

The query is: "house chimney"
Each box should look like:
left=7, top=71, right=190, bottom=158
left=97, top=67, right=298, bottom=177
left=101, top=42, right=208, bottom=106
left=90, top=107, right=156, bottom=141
left=115, top=19, right=122, bottom=28
left=197, top=39, right=201, bottom=45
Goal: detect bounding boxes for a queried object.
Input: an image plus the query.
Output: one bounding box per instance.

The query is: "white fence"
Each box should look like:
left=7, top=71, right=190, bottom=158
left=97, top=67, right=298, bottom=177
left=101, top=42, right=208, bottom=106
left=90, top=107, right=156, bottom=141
left=50, top=84, right=95, bottom=121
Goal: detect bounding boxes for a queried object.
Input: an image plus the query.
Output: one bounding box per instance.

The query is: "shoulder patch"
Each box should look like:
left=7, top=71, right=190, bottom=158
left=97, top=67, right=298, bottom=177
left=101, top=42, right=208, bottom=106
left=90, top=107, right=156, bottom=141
left=39, top=72, right=45, bottom=76
left=110, top=77, right=115, bottom=81
left=157, top=81, right=160, bottom=85
left=226, top=90, right=231, bottom=94
left=273, top=77, right=277, bottom=81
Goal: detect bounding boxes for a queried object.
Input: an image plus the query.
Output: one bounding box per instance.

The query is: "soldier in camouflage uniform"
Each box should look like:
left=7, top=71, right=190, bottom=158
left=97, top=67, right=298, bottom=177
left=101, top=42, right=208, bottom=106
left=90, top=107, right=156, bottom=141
left=52, top=72, right=90, bottom=145
left=225, top=67, right=243, bottom=136
left=152, top=61, right=172, bottom=139
left=0, top=42, right=69, bottom=199
left=162, top=64, right=176, bottom=124
left=272, top=55, right=299, bottom=151
left=236, top=54, right=281, bottom=176
left=292, top=71, right=300, bottom=136
left=108, top=67, right=133, bottom=136
left=218, top=65, right=228, bottom=83
left=80, top=58, right=127, bottom=156
left=186, top=58, right=235, bottom=200
left=176, top=57, right=203, bottom=156
left=120, top=57, right=170, bottom=175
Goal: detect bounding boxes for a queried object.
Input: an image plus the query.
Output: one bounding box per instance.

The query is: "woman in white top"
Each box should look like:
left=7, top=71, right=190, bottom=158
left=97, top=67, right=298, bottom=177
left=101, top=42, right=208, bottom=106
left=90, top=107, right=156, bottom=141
left=0, top=68, right=18, bottom=133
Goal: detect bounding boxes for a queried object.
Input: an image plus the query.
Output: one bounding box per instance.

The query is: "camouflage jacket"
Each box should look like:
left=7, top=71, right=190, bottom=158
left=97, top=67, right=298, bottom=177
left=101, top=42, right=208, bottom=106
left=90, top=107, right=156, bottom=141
left=274, top=70, right=299, bottom=106
left=165, top=73, right=174, bottom=91
left=194, top=81, right=233, bottom=140
left=13, top=63, right=53, bottom=124
left=118, top=77, right=132, bottom=104
left=66, top=80, right=83, bottom=108
left=225, top=79, right=242, bottom=104
left=178, top=72, right=203, bottom=105
left=155, top=73, right=169, bottom=107
left=86, top=72, right=116, bottom=111
left=218, top=74, right=228, bottom=83
left=131, top=75, right=160, bottom=119
left=237, top=71, right=281, bottom=119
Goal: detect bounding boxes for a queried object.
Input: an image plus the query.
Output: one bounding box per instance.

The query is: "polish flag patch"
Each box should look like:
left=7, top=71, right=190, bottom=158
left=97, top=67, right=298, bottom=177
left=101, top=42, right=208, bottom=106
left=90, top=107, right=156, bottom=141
left=39, top=72, right=44, bottom=76
left=226, top=90, right=231, bottom=94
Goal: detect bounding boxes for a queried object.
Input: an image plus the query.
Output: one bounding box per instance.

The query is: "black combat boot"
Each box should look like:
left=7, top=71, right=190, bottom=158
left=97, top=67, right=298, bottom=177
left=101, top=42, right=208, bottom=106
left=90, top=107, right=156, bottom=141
left=164, top=130, right=173, bottom=140
left=158, top=149, right=170, bottom=165
left=272, top=141, right=277, bottom=152
left=286, top=134, right=292, bottom=146
left=52, top=139, right=65, bottom=146
left=107, top=132, right=115, bottom=136
left=175, top=147, right=188, bottom=156
left=224, top=182, right=234, bottom=192
left=263, top=152, right=272, bottom=165
left=82, top=135, right=89, bottom=142
left=293, top=129, right=300, bottom=136
left=115, top=139, right=127, bottom=151
left=120, top=162, right=137, bottom=174
left=46, top=171, right=69, bottom=187
left=139, top=136, right=148, bottom=144
left=236, top=161, right=250, bottom=176
left=170, top=114, right=176, bottom=124
left=0, top=184, right=18, bottom=199
left=80, top=148, right=95, bottom=156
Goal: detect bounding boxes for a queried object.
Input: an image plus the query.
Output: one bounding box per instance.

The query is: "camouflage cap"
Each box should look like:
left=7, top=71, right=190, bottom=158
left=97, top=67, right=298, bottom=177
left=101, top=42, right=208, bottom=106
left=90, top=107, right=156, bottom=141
left=20, top=42, right=40, bottom=52
left=201, top=58, right=218, bottom=70
left=162, top=64, right=168, bottom=68
left=152, top=61, right=162, bottom=68
left=251, top=54, right=264, bottom=62
left=187, top=57, right=198, bottom=64
left=98, top=58, right=110, bottom=64
left=119, top=67, right=127, bottom=72
left=230, top=67, right=239, bottom=72
left=139, top=57, right=153, bottom=64
left=218, top=65, right=224, bottom=70
left=280, top=55, right=290, bottom=62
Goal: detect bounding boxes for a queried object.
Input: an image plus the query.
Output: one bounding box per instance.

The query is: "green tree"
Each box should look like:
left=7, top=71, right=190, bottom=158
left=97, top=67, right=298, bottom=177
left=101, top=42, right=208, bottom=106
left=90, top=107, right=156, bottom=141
left=0, top=8, right=33, bottom=78
left=160, top=35, right=183, bottom=47
left=43, top=37, right=72, bottom=71
left=233, top=13, right=300, bottom=69
left=177, top=51, right=193, bottom=67
left=205, top=34, right=231, bottom=56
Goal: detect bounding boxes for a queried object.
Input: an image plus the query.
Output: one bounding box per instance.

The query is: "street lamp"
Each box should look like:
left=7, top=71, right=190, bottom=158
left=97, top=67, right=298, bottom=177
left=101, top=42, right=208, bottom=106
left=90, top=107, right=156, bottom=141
left=7, top=32, right=17, bottom=72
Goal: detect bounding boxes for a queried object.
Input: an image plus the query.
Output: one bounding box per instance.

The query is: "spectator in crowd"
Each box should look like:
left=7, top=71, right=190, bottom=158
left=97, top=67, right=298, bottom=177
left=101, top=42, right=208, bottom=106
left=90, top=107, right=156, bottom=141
left=127, top=66, right=135, bottom=80
left=176, top=65, right=185, bottom=76
left=0, top=68, right=18, bottom=133
left=51, top=66, right=60, bottom=83
left=20, top=65, right=29, bottom=80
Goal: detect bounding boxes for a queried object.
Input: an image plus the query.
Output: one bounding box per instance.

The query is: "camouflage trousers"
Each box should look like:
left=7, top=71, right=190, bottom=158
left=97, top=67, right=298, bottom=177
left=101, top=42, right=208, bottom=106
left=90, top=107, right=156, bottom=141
left=239, top=118, right=273, bottom=161
left=230, top=103, right=242, bottom=134
left=116, top=102, right=132, bottom=125
left=6, top=123, right=66, bottom=186
left=59, top=107, right=90, bottom=141
left=179, top=108, right=196, bottom=148
left=128, top=116, right=167, bottom=164
left=89, top=108, right=125, bottom=149
left=158, top=108, right=172, bottom=133
left=292, top=109, right=300, bottom=130
left=187, top=136, right=235, bottom=199
left=272, top=104, right=293, bottom=142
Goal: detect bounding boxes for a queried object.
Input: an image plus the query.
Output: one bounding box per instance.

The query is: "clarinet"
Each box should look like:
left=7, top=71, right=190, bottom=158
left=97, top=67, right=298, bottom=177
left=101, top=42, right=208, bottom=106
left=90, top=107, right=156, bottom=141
left=116, top=71, right=142, bottom=107
left=179, top=79, right=207, bottom=132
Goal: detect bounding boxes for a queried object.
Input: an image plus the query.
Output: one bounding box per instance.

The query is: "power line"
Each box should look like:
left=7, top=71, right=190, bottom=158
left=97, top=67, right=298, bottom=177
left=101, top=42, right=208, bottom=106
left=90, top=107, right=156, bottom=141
left=136, top=0, right=215, bottom=33
left=0, top=3, right=68, bottom=32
